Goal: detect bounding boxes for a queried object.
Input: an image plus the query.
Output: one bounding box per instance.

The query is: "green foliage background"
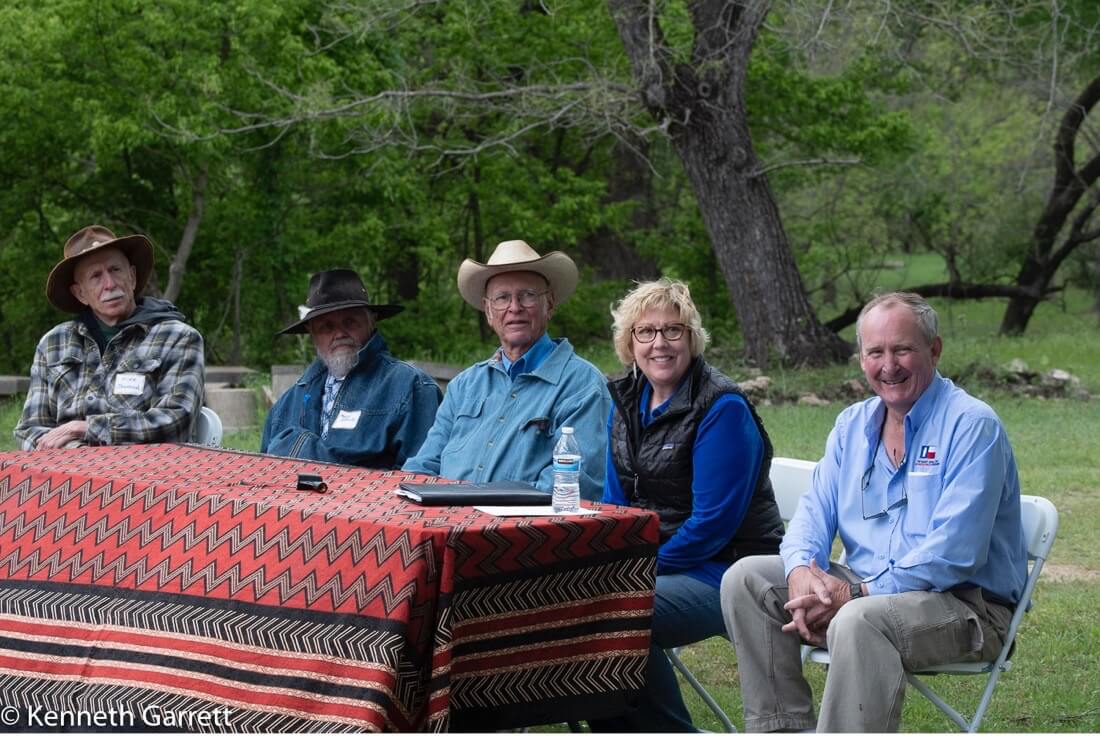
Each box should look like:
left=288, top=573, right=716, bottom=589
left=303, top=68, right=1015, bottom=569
left=0, top=0, right=1097, bottom=374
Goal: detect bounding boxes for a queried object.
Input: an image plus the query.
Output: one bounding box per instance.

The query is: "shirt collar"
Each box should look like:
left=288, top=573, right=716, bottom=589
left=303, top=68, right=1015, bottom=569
left=498, top=332, right=554, bottom=379
left=905, top=371, right=947, bottom=432
left=638, top=373, right=691, bottom=427
left=863, top=370, right=948, bottom=446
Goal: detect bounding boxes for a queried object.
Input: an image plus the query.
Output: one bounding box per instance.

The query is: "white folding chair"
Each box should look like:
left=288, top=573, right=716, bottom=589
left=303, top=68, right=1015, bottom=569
left=769, top=457, right=817, bottom=523
left=193, top=406, right=224, bottom=447
left=805, top=494, right=1059, bottom=732
left=665, top=457, right=818, bottom=732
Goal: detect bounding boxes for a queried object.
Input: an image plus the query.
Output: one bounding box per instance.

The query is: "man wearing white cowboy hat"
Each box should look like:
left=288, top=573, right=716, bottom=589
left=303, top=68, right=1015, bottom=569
left=261, top=268, right=441, bottom=467
left=14, top=224, right=205, bottom=450
left=403, top=240, right=611, bottom=500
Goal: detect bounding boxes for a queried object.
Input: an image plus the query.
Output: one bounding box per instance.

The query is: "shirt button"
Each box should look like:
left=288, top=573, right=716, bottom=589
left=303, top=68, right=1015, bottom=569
left=487, top=441, right=493, bottom=448
left=878, top=554, right=885, bottom=560
left=499, top=417, right=505, bottom=423
left=511, top=393, right=517, bottom=399
left=477, top=464, right=484, bottom=470
left=889, top=559, right=895, bottom=565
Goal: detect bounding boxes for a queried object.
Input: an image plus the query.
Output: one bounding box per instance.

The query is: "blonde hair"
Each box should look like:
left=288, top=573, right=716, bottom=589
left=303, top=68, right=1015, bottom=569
left=610, top=278, right=710, bottom=366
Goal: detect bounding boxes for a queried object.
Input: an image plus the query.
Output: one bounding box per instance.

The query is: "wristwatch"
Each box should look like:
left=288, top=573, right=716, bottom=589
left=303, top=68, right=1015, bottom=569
left=849, top=582, right=864, bottom=600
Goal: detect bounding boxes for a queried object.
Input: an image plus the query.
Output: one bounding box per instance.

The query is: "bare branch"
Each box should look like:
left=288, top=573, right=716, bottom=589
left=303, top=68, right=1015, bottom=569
left=749, top=157, right=863, bottom=178
left=825, top=280, right=1055, bottom=332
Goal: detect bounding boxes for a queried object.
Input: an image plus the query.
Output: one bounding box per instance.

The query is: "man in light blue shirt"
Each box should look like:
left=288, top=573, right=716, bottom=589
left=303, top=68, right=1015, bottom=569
left=721, top=292, right=1027, bottom=732
left=402, top=240, right=610, bottom=500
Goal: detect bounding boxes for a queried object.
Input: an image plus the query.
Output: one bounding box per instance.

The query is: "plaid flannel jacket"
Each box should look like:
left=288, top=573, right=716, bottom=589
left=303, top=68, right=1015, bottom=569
left=14, top=316, right=205, bottom=450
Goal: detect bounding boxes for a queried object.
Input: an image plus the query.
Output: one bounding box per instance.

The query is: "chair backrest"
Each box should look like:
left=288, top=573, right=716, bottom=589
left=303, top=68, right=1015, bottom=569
left=986, top=494, right=1057, bottom=671
left=1019, top=494, right=1058, bottom=562
left=193, top=406, right=224, bottom=447
left=770, top=457, right=817, bottom=523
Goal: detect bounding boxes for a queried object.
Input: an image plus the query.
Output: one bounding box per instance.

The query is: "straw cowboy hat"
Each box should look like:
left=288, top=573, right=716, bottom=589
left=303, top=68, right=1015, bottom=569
left=456, top=240, right=578, bottom=311
left=46, top=225, right=155, bottom=313
left=278, top=268, right=403, bottom=335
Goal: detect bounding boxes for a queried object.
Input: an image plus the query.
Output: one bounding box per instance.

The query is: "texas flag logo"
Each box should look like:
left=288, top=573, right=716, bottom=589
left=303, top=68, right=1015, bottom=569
left=919, top=445, right=937, bottom=460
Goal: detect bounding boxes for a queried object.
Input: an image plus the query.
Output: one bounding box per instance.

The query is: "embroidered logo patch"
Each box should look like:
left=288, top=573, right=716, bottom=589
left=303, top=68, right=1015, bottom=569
left=914, top=444, right=940, bottom=469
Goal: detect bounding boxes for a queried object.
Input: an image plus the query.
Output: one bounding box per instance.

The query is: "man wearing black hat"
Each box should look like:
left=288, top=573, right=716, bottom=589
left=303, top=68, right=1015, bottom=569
left=14, top=224, right=205, bottom=449
left=261, top=268, right=441, bottom=468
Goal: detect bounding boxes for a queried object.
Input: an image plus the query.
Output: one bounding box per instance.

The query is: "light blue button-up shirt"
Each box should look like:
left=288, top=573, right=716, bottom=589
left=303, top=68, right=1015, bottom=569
left=499, top=332, right=554, bottom=380
left=781, top=373, right=1027, bottom=604
left=402, top=337, right=611, bottom=501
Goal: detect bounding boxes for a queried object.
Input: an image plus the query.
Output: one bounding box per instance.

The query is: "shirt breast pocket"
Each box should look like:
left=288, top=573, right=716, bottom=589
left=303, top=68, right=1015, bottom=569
left=442, top=396, right=486, bottom=456
left=903, top=471, right=943, bottom=537
left=47, top=356, right=85, bottom=413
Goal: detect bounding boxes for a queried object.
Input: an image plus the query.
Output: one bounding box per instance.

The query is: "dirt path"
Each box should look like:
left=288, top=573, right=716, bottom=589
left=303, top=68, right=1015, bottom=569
left=1041, top=563, right=1100, bottom=583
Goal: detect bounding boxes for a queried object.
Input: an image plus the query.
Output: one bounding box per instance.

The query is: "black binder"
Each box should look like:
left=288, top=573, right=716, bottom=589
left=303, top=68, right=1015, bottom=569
left=396, top=480, right=550, bottom=506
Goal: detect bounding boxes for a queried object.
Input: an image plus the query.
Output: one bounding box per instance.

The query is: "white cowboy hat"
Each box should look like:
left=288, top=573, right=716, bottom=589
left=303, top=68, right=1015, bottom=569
left=456, top=240, right=578, bottom=311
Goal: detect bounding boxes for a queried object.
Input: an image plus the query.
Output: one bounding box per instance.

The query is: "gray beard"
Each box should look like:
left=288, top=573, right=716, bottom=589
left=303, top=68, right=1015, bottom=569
left=319, top=347, right=358, bottom=379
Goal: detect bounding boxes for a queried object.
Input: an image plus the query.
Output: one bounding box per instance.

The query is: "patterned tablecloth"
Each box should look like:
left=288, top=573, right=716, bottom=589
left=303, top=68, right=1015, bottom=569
left=0, top=444, right=658, bottom=732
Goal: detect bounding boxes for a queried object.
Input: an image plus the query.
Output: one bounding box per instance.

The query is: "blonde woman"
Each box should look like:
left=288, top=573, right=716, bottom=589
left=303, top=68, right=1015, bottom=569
left=592, top=279, right=784, bottom=732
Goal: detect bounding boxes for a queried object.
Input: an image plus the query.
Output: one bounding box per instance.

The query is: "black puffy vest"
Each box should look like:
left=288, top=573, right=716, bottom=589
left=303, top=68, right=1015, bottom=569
left=609, top=358, right=784, bottom=563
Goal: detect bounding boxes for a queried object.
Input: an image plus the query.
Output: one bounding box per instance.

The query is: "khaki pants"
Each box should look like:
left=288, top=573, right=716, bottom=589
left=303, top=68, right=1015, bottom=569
left=720, top=555, right=1011, bottom=732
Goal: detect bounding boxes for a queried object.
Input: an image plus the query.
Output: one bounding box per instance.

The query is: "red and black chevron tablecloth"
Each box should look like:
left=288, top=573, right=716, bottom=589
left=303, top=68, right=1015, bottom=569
left=0, top=444, right=658, bottom=732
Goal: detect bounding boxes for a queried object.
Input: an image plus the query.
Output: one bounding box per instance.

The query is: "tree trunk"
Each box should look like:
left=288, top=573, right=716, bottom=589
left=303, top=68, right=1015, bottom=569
left=164, top=167, right=208, bottom=303
left=607, top=0, right=849, bottom=366
left=1001, top=75, right=1100, bottom=335
left=672, top=110, right=848, bottom=365
left=230, top=249, right=245, bottom=364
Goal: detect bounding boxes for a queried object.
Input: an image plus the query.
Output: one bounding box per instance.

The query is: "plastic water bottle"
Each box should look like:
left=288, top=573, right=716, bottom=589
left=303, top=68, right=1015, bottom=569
left=552, top=426, right=582, bottom=513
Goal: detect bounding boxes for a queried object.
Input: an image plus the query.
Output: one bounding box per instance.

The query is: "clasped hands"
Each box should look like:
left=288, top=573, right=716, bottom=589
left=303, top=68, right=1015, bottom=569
left=782, top=559, right=860, bottom=647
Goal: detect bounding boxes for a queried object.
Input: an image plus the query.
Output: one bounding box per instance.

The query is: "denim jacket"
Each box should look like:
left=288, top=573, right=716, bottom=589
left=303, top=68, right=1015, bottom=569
left=261, top=333, right=441, bottom=468
left=402, top=338, right=610, bottom=500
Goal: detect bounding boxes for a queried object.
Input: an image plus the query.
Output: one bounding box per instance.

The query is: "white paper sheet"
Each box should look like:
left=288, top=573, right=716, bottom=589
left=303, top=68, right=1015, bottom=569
left=473, top=505, right=599, bottom=517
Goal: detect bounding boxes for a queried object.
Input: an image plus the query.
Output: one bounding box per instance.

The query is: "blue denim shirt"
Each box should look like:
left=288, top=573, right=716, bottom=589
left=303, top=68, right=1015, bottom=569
left=781, top=373, right=1028, bottom=604
left=261, top=333, right=441, bottom=468
left=402, top=338, right=611, bottom=500
left=499, top=332, right=554, bottom=379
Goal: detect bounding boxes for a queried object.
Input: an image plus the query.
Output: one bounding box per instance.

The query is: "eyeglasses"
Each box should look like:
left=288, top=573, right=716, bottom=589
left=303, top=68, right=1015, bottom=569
left=485, top=289, right=548, bottom=311
left=631, top=323, right=686, bottom=343
left=860, top=463, right=908, bottom=520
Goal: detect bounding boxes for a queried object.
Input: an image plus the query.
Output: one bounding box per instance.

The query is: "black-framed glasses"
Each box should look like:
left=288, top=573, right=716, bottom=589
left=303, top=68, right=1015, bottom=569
left=486, top=289, right=548, bottom=311
left=631, top=323, right=686, bottom=343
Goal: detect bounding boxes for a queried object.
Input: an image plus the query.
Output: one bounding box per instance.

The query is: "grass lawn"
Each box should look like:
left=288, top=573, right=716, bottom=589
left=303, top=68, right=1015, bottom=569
left=0, top=275, right=1097, bottom=732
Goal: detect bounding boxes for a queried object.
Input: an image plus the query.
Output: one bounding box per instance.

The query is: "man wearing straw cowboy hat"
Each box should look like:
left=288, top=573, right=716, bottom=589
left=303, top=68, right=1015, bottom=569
left=403, top=240, right=611, bottom=500
left=261, top=268, right=441, bottom=467
left=14, top=224, right=205, bottom=450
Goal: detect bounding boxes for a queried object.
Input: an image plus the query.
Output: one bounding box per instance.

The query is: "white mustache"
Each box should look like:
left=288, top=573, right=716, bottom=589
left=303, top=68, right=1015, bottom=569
left=101, top=289, right=125, bottom=301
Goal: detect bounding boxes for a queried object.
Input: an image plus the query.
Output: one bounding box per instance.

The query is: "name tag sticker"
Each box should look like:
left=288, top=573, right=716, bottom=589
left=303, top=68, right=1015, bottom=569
left=332, top=410, right=361, bottom=430
left=114, top=373, right=146, bottom=396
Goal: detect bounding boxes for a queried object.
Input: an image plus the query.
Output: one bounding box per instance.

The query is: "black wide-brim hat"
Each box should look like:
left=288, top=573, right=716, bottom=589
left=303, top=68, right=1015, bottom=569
left=278, top=268, right=403, bottom=335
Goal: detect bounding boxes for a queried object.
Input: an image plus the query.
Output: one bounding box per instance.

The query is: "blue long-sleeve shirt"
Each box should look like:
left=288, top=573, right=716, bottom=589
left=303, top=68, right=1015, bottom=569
left=781, top=373, right=1028, bottom=604
left=604, top=383, right=764, bottom=588
left=403, top=337, right=610, bottom=500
